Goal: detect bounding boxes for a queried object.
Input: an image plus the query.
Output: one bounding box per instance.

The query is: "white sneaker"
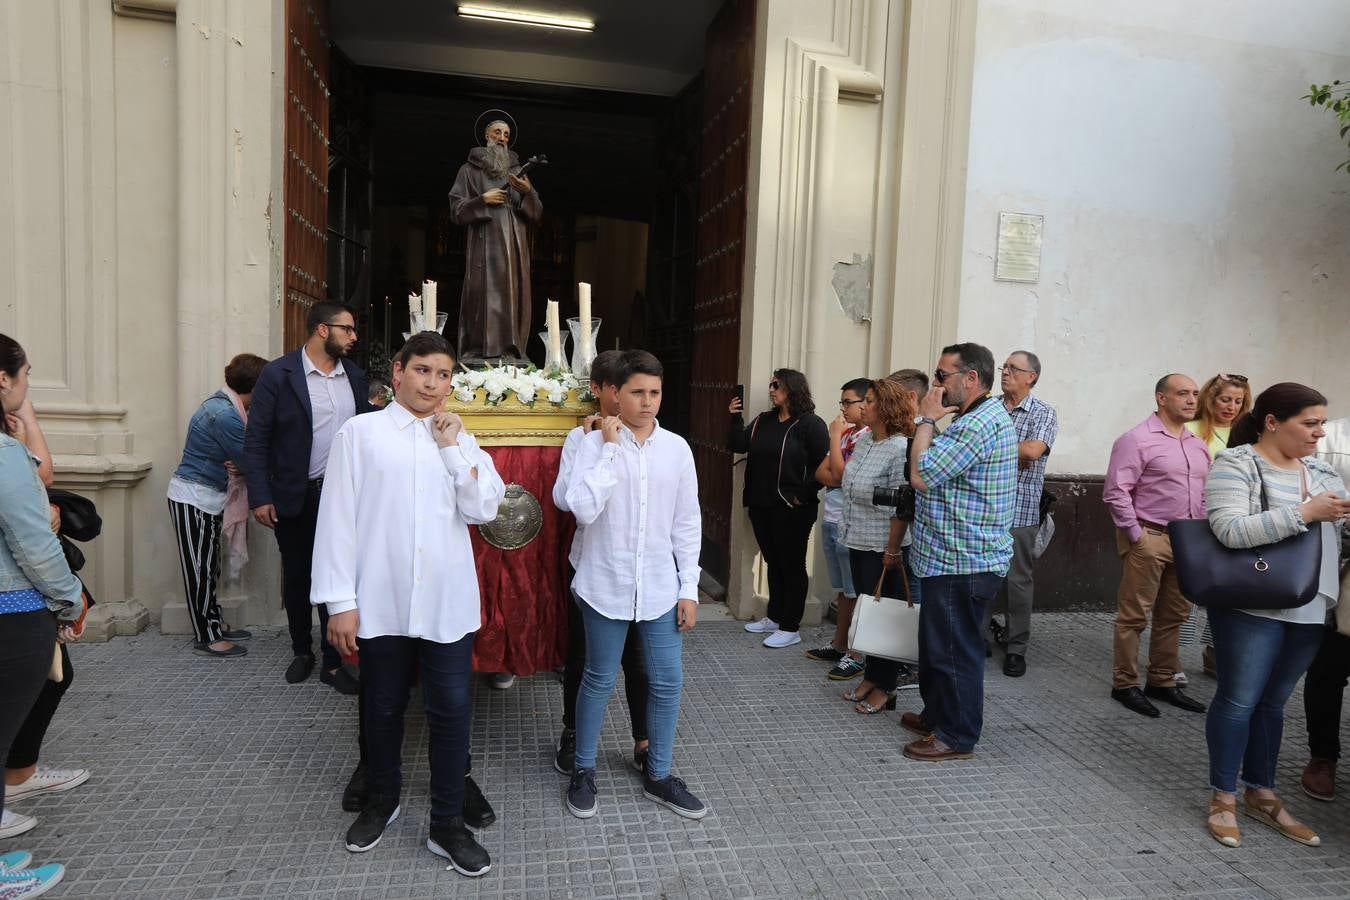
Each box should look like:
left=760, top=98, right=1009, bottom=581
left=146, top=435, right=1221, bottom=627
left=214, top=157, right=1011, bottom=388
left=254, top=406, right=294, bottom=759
left=743, top=617, right=778, bottom=634
left=0, top=809, right=37, bottom=840
left=5, top=767, right=90, bottom=803
left=1174, top=671, right=1189, bottom=687
left=490, top=673, right=516, bottom=690
left=762, top=630, right=801, bottom=649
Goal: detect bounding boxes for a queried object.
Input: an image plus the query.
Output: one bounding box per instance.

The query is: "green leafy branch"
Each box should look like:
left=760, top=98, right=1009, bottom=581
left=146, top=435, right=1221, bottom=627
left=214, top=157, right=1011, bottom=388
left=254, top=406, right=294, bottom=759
left=1304, top=80, right=1350, bottom=173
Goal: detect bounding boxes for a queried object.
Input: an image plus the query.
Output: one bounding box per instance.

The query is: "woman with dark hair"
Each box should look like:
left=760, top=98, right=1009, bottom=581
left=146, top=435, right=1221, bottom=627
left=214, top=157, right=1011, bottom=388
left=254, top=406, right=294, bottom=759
left=728, top=368, right=829, bottom=647
left=1203, top=382, right=1349, bottom=849
left=833, top=379, right=918, bottom=713
left=167, top=352, right=268, bottom=657
left=0, top=333, right=78, bottom=894
left=1179, top=374, right=1254, bottom=680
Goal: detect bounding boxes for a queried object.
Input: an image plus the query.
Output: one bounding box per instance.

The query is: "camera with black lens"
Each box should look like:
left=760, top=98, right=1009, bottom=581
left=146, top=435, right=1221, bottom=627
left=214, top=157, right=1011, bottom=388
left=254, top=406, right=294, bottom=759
left=872, top=485, right=916, bottom=522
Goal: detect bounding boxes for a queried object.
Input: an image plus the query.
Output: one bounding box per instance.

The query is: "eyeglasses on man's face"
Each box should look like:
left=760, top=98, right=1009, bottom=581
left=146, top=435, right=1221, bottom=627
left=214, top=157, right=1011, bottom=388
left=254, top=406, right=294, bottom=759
left=839, top=398, right=864, bottom=409
left=325, top=322, right=357, bottom=337
left=933, top=367, right=969, bottom=384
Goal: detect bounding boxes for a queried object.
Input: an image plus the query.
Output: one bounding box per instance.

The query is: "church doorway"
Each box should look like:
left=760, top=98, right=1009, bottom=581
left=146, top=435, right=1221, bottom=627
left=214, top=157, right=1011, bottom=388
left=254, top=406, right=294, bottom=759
left=285, top=0, right=753, bottom=589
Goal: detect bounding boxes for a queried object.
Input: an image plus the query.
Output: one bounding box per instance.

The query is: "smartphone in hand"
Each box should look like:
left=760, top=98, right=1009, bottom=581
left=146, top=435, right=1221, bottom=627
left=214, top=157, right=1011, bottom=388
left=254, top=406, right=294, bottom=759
left=734, top=384, right=744, bottom=406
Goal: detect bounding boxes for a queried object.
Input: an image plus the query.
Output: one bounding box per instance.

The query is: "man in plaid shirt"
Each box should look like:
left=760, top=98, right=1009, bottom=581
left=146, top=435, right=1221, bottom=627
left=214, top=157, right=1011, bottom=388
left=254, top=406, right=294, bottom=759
left=988, top=351, right=1058, bottom=678
left=900, top=342, right=1017, bottom=762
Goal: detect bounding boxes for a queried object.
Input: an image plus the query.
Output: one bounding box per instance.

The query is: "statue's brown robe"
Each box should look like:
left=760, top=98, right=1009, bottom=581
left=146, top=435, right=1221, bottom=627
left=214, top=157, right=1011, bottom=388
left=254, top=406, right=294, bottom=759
left=448, top=147, right=543, bottom=362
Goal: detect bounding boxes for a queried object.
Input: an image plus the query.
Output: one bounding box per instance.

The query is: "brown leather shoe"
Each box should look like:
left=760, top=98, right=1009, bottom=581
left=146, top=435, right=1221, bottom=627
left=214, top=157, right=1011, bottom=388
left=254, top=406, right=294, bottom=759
left=899, top=712, right=931, bottom=737
left=903, top=735, right=973, bottom=761
left=1302, top=757, right=1336, bottom=802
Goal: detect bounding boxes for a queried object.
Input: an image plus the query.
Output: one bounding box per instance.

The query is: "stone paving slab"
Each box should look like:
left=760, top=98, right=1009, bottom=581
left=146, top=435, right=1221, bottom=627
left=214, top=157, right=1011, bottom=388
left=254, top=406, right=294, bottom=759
left=10, top=612, right=1350, bottom=898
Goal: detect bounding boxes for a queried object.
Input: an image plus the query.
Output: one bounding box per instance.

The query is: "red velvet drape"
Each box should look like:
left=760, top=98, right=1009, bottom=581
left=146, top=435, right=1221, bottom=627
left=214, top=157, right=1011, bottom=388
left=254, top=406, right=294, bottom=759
left=470, top=445, right=573, bottom=675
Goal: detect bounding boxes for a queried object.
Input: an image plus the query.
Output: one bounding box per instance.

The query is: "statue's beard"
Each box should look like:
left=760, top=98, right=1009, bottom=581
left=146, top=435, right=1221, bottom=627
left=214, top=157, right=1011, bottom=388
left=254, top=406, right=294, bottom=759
left=483, top=142, right=511, bottom=180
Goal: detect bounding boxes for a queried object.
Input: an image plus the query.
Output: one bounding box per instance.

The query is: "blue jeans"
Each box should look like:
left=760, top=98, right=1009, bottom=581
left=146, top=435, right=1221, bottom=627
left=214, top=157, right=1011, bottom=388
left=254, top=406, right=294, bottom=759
left=821, top=520, right=855, bottom=598
left=360, top=632, right=474, bottom=827
left=1206, top=608, right=1323, bottom=792
left=916, top=572, right=1004, bottom=752
left=576, top=601, right=683, bottom=779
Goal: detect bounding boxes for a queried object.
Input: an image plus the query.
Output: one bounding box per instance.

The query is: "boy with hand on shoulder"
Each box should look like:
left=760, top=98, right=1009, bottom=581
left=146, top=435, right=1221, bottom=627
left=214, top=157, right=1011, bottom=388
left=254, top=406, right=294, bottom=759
left=563, top=350, right=706, bottom=821
left=551, top=350, right=651, bottom=777
left=312, top=332, right=506, bottom=877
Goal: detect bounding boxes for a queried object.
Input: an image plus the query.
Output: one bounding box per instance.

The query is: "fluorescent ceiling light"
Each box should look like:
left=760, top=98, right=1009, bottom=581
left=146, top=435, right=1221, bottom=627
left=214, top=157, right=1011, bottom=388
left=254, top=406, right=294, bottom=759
left=457, top=6, right=595, bottom=32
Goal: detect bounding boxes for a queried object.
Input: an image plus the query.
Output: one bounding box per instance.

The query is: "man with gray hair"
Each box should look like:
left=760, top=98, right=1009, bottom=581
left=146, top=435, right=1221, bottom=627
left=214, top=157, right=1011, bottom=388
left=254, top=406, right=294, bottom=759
left=449, top=111, right=543, bottom=363
left=988, top=351, right=1058, bottom=677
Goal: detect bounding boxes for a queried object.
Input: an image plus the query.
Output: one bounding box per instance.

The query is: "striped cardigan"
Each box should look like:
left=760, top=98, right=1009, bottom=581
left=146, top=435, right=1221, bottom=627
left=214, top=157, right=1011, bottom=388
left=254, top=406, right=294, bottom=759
left=1205, top=445, right=1345, bottom=551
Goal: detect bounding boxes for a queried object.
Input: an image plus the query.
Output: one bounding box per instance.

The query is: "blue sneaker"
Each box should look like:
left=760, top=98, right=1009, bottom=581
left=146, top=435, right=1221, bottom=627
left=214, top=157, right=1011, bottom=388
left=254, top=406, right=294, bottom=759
left=565, top=768, right=597, bottom=819
left=643, top=773, right=708, bottom=820
left=0, top=863, right=64, bottom=898
left=0, top=852, right=31, bottom=873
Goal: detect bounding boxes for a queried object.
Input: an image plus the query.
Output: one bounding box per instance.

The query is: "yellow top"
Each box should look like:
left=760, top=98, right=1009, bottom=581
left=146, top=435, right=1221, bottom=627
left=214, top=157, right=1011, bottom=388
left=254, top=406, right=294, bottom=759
left=1185, top=419, right=1230, bottom=459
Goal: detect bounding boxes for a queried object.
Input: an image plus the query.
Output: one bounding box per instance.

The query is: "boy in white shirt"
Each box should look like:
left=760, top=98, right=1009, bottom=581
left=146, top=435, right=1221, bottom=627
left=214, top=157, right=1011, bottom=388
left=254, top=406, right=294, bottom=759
left=563, top=350, right=706, bottom=820
left=312, top=333, right=505, bottom=876
left=551, top=350, right=651, bottom=777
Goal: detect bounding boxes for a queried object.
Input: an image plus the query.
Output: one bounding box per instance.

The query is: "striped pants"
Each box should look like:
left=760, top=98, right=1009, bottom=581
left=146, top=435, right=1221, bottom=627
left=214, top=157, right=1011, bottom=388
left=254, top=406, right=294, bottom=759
left=168, top=499, right=224, bottom=644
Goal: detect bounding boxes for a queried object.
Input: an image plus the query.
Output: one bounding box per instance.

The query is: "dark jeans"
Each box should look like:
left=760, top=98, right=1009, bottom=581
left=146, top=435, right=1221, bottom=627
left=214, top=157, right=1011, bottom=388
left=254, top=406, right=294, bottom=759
left=274, top=481, right=337, bottom=671
left=747, top=504, right=817, bottom=632
left=0, top=610, right=57, bottom=814
left=7, top=643, right=71, bottom=770
left=361, top=632, right=475, bottom=827
left=1206, top=608, right=1323, bottom=792
left=849, top=548, right=921, bottom=692
left=916, top=572, right=1004, bottom=752
left=563, top=590, right=648, bottom=740
left=1305, top=625, right=1350, bottom=761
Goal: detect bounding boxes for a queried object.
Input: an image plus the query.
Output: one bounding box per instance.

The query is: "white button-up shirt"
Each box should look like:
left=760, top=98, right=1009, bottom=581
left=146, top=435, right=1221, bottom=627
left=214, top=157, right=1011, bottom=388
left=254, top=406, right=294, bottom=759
left=310, top=401, right=506, bottom=644
left=565, top=422, right=701, bottom=621
left=552, top=424, right=587, bottom=569
left=302, top=347, right=357, bottom=479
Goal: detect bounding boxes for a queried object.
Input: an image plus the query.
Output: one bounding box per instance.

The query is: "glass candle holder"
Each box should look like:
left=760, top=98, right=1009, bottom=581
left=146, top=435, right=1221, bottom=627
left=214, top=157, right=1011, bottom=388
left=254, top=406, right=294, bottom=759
left=567, top=317, right=602, bottom=380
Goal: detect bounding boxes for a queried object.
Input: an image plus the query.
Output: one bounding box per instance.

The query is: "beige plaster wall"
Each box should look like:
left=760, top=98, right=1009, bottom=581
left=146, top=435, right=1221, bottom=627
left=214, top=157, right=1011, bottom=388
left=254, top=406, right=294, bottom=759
left=959, top=0, right=1350, bottom=473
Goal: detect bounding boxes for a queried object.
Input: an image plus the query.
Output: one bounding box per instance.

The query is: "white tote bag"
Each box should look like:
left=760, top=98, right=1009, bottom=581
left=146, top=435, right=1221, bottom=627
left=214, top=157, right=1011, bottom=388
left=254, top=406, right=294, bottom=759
left=847, top=567, right=920, bottom=663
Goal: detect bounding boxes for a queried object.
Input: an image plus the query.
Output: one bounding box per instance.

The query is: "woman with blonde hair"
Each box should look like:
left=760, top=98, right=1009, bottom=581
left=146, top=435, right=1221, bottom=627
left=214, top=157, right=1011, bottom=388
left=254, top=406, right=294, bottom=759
left=830, top=378, right=919, bottom=713
left=1179, top=374, right=1254, bottom=681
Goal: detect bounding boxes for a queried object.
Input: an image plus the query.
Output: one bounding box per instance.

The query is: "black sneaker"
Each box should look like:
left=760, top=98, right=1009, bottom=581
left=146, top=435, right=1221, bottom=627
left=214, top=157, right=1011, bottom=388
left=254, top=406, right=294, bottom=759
left=631, top=745, right=649, bottom=774
left=826, top=656, right=865, bottom=681
left=553, top=727, right=576, bottom=776
left=284, top=654, right=315, bottom=684
left=566, top=768, right=598, bottom=819
left=427, top=817, right=491, bottom=877
left=804, top=645, right=845, bottom=662
left=895, top=664, right=920, bottom=692
left=341, top=763, right=368, bottom=813
left=462, top=775, right=496, bottom=828
left=321, top=666, right=360, bottom=696
left=642, top=773, right=707, bottom=820
left=344, top=799, right=400, bottom=853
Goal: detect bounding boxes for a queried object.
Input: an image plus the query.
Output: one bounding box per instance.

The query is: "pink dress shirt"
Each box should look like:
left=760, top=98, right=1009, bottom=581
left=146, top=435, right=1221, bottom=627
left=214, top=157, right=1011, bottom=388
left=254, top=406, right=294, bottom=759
left=1103, top=413, right=1211, bottom=543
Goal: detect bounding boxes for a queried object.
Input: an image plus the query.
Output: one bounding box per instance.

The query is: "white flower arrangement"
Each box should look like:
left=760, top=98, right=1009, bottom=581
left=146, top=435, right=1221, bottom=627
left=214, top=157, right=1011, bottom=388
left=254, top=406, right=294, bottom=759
left=451, top=364, right=590, bottom=407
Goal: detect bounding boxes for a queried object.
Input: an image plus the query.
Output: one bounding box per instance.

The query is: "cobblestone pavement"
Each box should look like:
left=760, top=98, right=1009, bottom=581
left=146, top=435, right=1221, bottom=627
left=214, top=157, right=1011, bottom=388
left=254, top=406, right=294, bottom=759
left=10, top=612, right=1350, bottom=899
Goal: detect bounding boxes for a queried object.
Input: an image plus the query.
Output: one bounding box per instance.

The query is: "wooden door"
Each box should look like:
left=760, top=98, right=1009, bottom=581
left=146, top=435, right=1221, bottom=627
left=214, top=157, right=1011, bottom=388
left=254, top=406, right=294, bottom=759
left=283, top=0, right=331, bottom=349
left=690, top=0, right=754, bottom=589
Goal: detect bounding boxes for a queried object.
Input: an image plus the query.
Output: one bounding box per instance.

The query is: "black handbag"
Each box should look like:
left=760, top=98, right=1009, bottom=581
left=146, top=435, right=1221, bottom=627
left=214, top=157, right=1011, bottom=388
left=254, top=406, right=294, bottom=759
left=1168, top=465, right=1322, bottom=610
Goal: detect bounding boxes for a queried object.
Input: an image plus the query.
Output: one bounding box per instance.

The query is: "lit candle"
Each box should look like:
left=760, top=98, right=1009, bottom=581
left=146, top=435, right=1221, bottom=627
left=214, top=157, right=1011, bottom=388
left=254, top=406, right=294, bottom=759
left=577, top=282, right=592, bottom=362
left=408, top=292, right=421, bottom=330
left=546, top=299, right=562, bottom=368
left=423, top=279, right=437, bottom=333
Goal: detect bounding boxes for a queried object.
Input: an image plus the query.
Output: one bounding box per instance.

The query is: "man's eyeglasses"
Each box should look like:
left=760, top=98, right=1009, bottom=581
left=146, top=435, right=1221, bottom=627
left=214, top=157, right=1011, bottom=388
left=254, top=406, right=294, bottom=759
left=325, top=322, right=357, bottom=337
left=1001, top=363, right=1034, bottom=375
left=839, top=399, right=864, bottom=409
left=933, top=368, right=969, bottom=384
left=1218, top=373, right=1248, bottom=383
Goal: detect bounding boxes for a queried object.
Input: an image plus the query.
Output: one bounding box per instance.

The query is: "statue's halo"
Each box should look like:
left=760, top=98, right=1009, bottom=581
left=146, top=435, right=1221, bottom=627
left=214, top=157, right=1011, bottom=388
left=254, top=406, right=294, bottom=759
left=474, top=109, right=518, bottom=146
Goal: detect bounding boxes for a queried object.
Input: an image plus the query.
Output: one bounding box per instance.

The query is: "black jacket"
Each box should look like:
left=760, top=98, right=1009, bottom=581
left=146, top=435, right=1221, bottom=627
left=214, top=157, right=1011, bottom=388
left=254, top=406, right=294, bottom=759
left=243, top=349, right=371, bottom=518
left=728, top=411, right=830, bottom=509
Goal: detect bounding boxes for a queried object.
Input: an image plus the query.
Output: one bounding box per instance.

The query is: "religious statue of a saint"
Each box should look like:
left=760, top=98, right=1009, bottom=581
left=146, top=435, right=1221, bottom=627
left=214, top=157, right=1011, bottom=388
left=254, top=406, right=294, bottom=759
left=449, top=110, right=543, bottom=364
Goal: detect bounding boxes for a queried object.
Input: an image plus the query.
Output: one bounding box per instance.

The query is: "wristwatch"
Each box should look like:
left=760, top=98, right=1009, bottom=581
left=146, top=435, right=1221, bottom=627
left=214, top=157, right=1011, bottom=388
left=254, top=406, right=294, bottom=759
left=913, top=415, right=937, bottom=428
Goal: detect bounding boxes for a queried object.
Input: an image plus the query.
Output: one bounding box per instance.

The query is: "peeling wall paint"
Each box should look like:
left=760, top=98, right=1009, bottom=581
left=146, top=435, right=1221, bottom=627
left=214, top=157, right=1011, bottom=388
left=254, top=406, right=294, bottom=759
left=831, top=253, right=873, bottom=324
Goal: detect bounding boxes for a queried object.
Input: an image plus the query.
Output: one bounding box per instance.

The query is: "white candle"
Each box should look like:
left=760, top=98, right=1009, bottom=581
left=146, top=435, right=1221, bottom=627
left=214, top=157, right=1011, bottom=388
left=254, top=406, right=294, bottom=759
left=423, top=279, right=437, bottom=332
left=577, top=282, right=592, bottom=361
left=408, top=291, right=421, bottom=327
left=546, top=299, right=562, bottom=368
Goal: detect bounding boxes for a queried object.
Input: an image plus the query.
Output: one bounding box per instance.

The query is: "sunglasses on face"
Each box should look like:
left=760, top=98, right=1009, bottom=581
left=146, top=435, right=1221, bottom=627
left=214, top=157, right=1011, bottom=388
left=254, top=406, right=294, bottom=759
left=933, top=368, right=968, bottom=384
left=769, top=380, right=781, bottom=390
left=1217, top=373, right=1248, bottom=383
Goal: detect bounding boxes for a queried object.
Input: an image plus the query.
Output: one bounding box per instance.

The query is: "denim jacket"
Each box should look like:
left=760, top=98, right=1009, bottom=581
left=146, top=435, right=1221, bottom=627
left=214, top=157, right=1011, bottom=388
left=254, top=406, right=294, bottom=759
left=173, top=391, right=246, bottom=492
left=0, top=435, right=82, bottom=617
